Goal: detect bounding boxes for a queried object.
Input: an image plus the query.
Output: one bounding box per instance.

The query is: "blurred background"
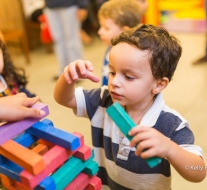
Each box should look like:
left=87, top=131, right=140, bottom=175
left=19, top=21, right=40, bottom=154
left=0, top=0, right=207, bottom=189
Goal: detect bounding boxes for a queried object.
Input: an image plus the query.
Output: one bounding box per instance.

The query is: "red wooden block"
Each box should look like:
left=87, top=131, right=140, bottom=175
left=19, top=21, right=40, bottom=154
left=85, top=176, right=102, bottom=190
left=74, top=144, right=92, bottom=161
left=64, top=172, right=92, bottom=190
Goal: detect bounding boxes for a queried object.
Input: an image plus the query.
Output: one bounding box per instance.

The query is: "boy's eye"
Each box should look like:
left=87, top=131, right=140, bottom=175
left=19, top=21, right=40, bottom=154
left=125, top=75, right=135, bottom=80
left=108, top=72, right=115, bottom=76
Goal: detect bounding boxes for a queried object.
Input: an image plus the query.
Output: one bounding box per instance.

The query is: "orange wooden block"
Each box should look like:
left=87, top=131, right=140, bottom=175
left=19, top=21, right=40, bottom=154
left=0, top=140, right=45, bottom=175
left=0, top=173, right=15, bottom=186
left=37, top=139, right=54, bottom=148
left=32, top=144, right=49, bottom=155
left=3, top=181, right=32, bottom=190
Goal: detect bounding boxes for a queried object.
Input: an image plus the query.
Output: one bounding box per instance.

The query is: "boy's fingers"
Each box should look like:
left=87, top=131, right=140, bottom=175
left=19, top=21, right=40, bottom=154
left=85, top=71, right=100, bottom=82
left=84, top=60, right=94, bottom=71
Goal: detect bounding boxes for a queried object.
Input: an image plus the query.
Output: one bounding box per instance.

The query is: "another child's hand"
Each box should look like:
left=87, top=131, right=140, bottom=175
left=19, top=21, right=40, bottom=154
left=0, top=93, right=46, bottom=121
left=63, top=60, right=100, bottom=84
left=129, top=126, right=172, bottom=159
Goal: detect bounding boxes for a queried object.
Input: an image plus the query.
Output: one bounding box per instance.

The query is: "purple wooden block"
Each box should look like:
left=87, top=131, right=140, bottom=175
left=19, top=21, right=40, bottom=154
left=0, top=102, right=49, bottom=145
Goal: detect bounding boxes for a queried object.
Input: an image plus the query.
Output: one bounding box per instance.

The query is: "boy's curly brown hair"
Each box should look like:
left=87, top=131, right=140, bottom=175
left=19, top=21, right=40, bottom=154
left=111, top=24, right=182, bottom=81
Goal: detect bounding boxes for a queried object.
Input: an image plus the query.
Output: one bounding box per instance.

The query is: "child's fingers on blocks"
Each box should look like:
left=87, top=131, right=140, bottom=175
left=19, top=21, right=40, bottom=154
left=135, top=140, right=152, bottom=156
left=139, top=147, right=157, bottom=159
left=128, top=125, right=149, bottom=136
left=25, top=108, right=46, bottom=118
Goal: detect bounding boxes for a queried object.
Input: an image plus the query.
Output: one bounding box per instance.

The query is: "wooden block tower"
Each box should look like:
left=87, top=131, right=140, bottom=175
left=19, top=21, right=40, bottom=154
left=0, top=102, right=102, bottom=190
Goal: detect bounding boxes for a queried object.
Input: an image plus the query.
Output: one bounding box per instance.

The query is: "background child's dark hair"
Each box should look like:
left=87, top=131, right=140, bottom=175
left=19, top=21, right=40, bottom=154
left=111, top=24, right=182, bottom=81
left=0, top=40, right=28, bottom=89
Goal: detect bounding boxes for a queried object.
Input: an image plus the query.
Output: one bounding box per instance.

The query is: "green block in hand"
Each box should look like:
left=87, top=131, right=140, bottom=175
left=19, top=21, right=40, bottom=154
left=106, top=102, right=162, bottom=168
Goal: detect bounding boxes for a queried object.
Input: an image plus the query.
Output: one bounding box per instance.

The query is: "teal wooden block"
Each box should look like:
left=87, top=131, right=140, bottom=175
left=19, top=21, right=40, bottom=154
left=82, top=160, right=99, bottom=176
left=51, top=151, right=94, bottom=190
left=106, top=102, right=162, bottom=168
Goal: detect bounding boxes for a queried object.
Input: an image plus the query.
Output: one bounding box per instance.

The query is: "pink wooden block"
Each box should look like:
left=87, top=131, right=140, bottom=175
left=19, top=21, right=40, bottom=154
left=0, top=103, right=49, bottom=145
left=64, top=172, right=92, bottom=190
left=73, top=145, right=92, bottom=161
left=20, top=145, right=73, bottom=188
left=85, top=176, right=102, bottom=190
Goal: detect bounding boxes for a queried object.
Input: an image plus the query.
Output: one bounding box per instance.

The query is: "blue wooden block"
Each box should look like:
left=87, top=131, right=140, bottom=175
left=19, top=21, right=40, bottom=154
left=106, top=102, right=162, bottom=168
left=26, top=121, right=80, bottom=151
left=0, top=160, right=23, bottom=181
left=51, top=151, right=94, bottom=190
left=41, top=119, right=54, bottom=127
left=13, top=132, right=39, bottom=148
left=82, top=160, right=99, bottom=176
left=34, top=176, right=56, bottom=190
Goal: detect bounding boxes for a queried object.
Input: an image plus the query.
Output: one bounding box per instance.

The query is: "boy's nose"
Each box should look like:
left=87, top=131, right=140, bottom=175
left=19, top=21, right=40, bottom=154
left=111, top=75, right=121, bottom=87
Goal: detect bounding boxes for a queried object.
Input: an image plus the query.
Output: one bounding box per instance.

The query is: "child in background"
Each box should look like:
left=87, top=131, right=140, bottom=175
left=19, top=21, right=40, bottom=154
left=98, top=0, right=148, bottom=86
left=0, top=40, right=35, bottom=98
left=136, top=0, right=149, bottom=19
left=98, top=0, right=141, bottom=86
left=54, top=24, right=206, bottom=189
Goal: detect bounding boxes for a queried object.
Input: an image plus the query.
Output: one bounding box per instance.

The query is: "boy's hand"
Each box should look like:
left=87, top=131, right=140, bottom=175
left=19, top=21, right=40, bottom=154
left=63, top=60, right=100, bottom=84
left=0, top=93, right=46, bottom=121
left=129, top=126, right=172, bottom=159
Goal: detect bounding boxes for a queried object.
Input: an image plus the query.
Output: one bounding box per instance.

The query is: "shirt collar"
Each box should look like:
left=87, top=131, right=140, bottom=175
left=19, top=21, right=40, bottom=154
left=140, top=93, right=164, bottom=127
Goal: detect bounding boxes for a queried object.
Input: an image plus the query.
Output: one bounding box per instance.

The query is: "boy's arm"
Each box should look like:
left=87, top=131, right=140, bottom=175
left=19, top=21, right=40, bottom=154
left=166, top=141, right=206, bottom=182
left=129, top=126, right=206, bottom=182
left=54, top=60, right=100, bottom=109
left=54, top=74, right=77, bottom=109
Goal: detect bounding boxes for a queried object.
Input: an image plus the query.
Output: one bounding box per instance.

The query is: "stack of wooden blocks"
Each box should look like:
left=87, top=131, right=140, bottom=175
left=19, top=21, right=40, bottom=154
left=0, top=103, right=102, bottom=190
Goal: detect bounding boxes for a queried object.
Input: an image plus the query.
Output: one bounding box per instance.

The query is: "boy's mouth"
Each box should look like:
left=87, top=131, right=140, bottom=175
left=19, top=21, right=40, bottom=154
left=110, top=91, right=123, bottom=98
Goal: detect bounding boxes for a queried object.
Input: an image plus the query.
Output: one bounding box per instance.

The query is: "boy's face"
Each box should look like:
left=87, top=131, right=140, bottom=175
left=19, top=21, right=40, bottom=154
left=0, top=49, right=3, bottom=74
left=108, top=42, right=158, bottom=108
left=98, top=16, right=124, bottom=46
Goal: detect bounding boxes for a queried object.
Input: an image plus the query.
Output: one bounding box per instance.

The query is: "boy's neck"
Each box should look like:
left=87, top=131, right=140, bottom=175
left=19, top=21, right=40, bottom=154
left=125, top=99, right=155, bottom=125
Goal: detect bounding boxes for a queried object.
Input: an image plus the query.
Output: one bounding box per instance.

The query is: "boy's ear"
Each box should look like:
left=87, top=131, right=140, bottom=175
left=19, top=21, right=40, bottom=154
left=122, top=26, right=130, bottom=31
left=152, top=77, right=169, bottom=94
